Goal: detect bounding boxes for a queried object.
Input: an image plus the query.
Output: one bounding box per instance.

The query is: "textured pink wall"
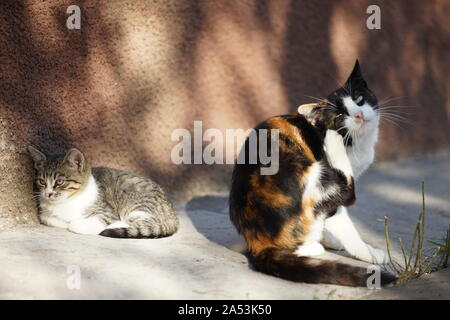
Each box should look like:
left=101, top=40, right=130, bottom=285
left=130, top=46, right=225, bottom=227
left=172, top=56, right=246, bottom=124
left=1, top=0, right=449, bottom=229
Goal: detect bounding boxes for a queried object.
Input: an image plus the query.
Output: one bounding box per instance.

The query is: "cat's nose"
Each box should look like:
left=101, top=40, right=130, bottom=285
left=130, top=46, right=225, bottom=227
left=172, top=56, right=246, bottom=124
left=44, top=191, right=54, bottom=198
left=354, top=111, right=365, bottom=121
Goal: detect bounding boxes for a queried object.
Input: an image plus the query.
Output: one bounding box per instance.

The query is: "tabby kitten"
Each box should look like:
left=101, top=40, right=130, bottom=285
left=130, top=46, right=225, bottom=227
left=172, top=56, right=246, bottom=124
left=229, top=61, right=397, bottom=286
left=28, top=147, right=179, bottom=238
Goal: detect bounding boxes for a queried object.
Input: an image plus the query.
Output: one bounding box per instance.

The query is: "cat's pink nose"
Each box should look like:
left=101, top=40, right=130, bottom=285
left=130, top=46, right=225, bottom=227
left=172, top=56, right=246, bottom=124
left=354, top=110, right=365, bottom=121
left=44, top=191, right=54, bottom=198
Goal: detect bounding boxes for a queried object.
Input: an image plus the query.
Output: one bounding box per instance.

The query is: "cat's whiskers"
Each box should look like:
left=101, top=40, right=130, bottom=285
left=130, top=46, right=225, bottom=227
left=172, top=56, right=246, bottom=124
left=378, top=105, right=415, bottom=117
left=379, top=115, right=407, bottom=129
left=344, top=123, right=365, bottom=164
left=302, top=95, right=338, bottom=109
left=378, top=104, right=415, bottom=109
left=379, top=113, right=411, bottom=123
left=378, top=95, right=407, bottom=106
left=343, top=130, right=351, bottom=148
left=349, top=127, right=361, bottom=164
left=379, top=112, right=412, bottom=125
left=377, top=104, right=414, bottom=129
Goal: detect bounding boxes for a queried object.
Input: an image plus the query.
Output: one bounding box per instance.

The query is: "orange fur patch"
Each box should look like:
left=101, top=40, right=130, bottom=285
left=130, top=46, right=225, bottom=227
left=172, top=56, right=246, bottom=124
left=266, top=117, right=316, bottom=162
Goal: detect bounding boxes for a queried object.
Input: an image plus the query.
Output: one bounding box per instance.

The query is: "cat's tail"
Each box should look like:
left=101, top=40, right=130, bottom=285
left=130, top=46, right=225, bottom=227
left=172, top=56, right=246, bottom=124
left=249, top=247, right=397, bottom=287
left=99, top=216, right=179, bottom=239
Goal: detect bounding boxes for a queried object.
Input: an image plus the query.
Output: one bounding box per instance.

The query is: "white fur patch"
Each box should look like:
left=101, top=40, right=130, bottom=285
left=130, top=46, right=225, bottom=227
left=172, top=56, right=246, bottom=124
left=341, top=96, right=379, bottom=179
left=105, top=221, right=130, bottom=229
left=303, top=162, right=323, bottom=201
left=68, top=216, right=105, bottom=235
left=324, top=206, right=389, bottom=264
left=39, top=215, right=69, bottom=229
left=324, top=129, right=353, bottom=177
left=128, top=210, right=152, bottom=220
left=321, top=229, right=344, bottom=250
left=346, top=135, right=376, bottom=179
left=295, top=241, right=325, bottom=257
left=40, top=175, right=99, bottom=228
left=303, top=214, right=325, bottom=244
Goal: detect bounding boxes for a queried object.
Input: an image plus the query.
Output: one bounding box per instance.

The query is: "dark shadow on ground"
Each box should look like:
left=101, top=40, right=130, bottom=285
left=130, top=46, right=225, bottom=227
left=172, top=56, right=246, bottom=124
left=185, top=194, right=245, bottom=252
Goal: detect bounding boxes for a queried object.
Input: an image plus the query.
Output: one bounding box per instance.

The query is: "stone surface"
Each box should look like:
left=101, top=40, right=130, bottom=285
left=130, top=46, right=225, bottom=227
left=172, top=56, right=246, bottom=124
left=0, top=154, right=449, bottom=299
left=1, top=0, right=450, bottom=229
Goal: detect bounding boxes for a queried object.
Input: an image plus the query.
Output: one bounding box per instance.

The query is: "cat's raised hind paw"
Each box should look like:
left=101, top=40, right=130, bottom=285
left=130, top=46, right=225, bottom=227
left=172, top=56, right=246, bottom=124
left=368, top=245, right=390, bottom=265
left=321, top=230, right=345, bottom=251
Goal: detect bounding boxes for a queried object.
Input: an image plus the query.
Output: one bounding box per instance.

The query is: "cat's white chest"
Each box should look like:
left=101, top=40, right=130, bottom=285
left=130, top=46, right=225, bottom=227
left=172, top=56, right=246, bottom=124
left=40, top=175, right=99, bottom=222
left=347, top=146, right=374, bottom=179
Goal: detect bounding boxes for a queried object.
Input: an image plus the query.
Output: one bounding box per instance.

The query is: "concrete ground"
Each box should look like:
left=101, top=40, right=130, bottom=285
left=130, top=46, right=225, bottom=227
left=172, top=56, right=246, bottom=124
left=0, top=153, right=449, bottom=299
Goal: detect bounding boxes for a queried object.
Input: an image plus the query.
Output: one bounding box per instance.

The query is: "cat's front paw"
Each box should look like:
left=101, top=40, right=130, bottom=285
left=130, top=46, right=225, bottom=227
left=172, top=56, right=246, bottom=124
left=40, top=215, right=70, bottom=229
left=324, top=129, right=344, bottom=148
left=324, top=130, right=353, bottom=177
left=68, top=217, right=106, bottom=235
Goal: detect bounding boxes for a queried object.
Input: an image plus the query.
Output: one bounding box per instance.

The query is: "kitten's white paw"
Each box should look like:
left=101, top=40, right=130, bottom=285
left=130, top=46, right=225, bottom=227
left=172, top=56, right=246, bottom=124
left=68, top=217, right=105, bottom=235
left=40, top=215, right=70, bottom=229
left=324, top=129, right=353, bottom=177
left=295, top=241, right=325, bottom=257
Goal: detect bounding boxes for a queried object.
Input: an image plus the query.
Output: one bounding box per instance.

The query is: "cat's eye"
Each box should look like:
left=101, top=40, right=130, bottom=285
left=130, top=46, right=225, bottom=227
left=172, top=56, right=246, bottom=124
left=37, top=179, right=46, bottom=186
left=355, top=96, right=364, bottom=105
left=55, top=179, right=64, bottom=186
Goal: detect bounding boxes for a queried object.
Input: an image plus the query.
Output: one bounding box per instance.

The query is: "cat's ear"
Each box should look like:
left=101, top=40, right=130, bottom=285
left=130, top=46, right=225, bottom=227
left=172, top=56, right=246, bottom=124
left=345, top=59, right=367, bottom=89
left=63, top=148, right=86, bottom=172
left=28, top=146, right=47, bottom=169
left=297, top=103, right=318, bottom=117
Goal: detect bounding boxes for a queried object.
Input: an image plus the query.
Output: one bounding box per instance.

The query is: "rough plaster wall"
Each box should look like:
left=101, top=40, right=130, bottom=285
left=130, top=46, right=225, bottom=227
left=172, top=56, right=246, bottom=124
left=1, top=0, right=449, bottom=229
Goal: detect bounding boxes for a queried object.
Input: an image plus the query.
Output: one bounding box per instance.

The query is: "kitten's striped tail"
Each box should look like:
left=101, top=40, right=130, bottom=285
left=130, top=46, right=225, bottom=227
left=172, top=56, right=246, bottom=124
left=249, top=247, right=397, bottom=287
left=99, top=218, right=179, bottom=239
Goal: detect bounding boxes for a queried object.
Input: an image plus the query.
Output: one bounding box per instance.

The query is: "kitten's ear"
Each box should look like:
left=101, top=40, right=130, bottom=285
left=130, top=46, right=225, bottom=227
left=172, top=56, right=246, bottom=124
left=297, top=103, right=318, bottom=117
left=28, top=146, right=47, bottom=169
left=345, top=59, right=367, bottom=88
left=63, top=148, right=86, bottom=172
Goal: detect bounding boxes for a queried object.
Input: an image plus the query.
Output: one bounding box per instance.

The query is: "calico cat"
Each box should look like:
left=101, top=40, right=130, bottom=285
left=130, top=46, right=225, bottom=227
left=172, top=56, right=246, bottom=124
left=28, top=147, right=179, bottom=238
left=229, top=61, right=397, bottom=286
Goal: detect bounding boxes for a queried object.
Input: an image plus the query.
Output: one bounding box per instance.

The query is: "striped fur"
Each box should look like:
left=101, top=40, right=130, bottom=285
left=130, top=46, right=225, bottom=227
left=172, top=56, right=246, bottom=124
left=28, top=147, right=179, bottom=238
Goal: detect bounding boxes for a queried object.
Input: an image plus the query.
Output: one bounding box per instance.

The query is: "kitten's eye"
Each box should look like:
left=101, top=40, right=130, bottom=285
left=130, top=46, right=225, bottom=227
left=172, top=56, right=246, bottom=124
left=55, top=179, right=64, bottom=186
left=355, top=96, right=364, bottom=105
left=37, top=179, right=46, bottom=186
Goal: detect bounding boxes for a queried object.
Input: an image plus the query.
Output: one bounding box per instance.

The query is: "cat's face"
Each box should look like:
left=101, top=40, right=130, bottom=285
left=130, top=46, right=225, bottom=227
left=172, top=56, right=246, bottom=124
left=299, top=60, right=379, bottom=145
left=28, top=147, right=90, bottom=203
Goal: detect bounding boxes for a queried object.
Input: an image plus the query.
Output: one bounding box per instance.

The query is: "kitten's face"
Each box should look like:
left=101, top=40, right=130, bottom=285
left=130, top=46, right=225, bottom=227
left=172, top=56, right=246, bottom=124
left=28, top=147, right=90, bottom=203
left=300, top=61, right=379, bottom=145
